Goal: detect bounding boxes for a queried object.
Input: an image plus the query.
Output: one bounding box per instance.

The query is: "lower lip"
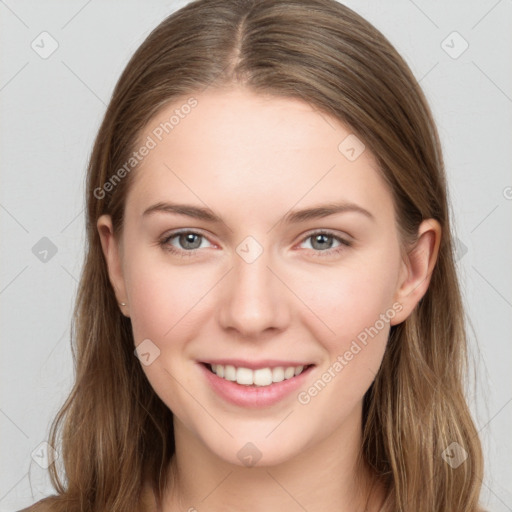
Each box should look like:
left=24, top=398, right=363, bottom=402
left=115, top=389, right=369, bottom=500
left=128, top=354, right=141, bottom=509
left=199, top=363, right=315, bottom=408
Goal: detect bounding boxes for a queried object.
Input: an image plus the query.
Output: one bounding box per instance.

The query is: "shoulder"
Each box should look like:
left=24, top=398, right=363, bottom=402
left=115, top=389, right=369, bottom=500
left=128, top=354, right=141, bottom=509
left=17, top=497, right=54, bottom=512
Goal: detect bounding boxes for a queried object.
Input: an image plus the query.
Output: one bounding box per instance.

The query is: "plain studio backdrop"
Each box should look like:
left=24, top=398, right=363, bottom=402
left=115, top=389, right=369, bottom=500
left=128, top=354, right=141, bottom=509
left=0, top=1, right=511, bottom=511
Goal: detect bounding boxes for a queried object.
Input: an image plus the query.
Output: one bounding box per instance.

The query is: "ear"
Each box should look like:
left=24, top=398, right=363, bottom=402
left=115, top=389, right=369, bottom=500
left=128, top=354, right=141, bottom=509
left=390, top=218, right=442, bottom=325
left=97, top=214, right=130, bottom=317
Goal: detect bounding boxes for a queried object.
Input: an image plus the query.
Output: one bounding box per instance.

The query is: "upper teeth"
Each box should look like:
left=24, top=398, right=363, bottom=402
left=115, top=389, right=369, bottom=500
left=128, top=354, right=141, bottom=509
left=210, top=364, right=306, bottom=387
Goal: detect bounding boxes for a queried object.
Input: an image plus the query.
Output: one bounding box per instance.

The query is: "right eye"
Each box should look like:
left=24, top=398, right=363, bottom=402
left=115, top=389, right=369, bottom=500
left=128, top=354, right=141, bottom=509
left=159, top=230, right=214, bottom=257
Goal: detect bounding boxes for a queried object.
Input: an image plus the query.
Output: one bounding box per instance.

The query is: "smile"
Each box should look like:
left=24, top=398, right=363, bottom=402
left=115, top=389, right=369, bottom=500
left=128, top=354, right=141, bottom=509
left=198, top=361, right=316, bottom=408
left=207, top=363, right=311, bottom=387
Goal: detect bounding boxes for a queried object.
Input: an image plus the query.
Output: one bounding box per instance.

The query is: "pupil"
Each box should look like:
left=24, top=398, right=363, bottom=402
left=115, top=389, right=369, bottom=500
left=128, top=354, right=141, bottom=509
left=181, top=233, right=200, bottom=249
left=313, top=234, right=332, bottom=250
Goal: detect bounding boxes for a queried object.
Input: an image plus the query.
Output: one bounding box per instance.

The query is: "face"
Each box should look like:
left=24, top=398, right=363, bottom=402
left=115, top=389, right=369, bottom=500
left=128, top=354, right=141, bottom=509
left=98, top=86, right=438, bottom=468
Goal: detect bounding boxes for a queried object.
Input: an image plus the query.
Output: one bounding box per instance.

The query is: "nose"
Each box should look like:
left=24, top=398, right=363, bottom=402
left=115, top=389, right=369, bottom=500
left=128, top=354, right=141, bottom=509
left=217, top=247, right=290, bottom=339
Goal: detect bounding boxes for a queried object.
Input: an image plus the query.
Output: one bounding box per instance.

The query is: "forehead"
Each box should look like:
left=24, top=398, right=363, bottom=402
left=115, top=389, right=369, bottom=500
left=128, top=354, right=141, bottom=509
left=126, top=87, right=394, bottom=222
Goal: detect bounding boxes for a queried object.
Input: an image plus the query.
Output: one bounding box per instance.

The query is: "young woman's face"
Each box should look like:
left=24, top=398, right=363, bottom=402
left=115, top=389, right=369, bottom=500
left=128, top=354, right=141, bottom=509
left=100, top=87, right=422, bottom=467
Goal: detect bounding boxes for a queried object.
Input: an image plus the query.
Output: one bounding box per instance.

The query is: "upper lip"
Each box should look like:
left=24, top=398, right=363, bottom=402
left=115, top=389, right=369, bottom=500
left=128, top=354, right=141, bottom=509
left=200, top=359, right=314, bottom=370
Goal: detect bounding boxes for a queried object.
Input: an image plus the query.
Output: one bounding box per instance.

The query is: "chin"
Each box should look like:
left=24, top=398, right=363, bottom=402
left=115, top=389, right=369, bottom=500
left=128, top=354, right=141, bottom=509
left=202, top=426, right=307, bottom=468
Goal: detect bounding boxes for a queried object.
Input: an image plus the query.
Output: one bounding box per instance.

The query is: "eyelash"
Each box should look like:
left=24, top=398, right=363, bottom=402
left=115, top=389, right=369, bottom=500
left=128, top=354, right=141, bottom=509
left=158, top=229, right=352, bottom=259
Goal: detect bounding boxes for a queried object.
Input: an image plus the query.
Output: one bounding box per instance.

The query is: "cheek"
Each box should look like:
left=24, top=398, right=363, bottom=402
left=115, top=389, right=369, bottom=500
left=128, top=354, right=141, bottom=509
left=298, top=252, right=399, bottom=346
left=124, top=249, right=205, bottom=343
left=127, top=269, right=169, bottom=342
left=291, top=248, right=401, bottom=415
left=124, top=253, right=205, bottom=416
left=293, top=261, right=397, bottom=425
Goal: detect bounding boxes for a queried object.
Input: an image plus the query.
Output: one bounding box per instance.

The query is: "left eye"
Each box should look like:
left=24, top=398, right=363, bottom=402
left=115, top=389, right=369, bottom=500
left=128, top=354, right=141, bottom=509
left=160, top=231, right=212, bottom=253
left=299, top=232, right=350, bottom=252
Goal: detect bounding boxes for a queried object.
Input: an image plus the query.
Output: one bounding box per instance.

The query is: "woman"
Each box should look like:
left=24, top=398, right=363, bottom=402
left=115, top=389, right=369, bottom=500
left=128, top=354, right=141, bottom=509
left=23, top=0, right=485, bottom=510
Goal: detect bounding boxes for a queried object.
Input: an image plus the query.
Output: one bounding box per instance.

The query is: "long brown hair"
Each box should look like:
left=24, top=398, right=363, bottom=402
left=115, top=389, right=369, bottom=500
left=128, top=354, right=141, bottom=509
left=26, top=1, right=484, bottom=510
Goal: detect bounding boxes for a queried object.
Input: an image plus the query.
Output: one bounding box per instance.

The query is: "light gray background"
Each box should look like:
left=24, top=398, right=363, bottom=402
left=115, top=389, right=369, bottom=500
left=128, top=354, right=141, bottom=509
left=1, top=1, right=511, bottom=511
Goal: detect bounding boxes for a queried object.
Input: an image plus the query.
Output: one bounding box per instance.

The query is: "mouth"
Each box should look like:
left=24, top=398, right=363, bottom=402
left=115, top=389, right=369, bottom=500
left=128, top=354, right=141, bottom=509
left=198, top=360, right=316, bottom=408
left=202, top=362, right=314, bottom=387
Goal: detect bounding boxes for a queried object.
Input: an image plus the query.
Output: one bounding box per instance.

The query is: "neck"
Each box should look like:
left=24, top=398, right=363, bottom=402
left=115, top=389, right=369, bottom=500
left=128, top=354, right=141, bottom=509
left=154, top=406, right=386, bottom=512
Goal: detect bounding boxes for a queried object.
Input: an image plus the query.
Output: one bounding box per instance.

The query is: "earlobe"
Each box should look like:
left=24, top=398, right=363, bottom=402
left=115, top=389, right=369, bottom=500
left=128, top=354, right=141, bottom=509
left=390, top=219, right=442, bottom=325
left=97, top=215, right=130, bottom=317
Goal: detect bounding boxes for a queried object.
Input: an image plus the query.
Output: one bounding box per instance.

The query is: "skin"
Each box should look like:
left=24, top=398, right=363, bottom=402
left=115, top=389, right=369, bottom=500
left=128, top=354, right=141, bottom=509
left=98, top=86, right=441, bottom=512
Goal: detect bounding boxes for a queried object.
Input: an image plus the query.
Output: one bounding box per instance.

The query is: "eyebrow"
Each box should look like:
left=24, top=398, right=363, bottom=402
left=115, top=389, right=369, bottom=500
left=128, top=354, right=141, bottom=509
left=142, top=201, right=375, bottom=223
